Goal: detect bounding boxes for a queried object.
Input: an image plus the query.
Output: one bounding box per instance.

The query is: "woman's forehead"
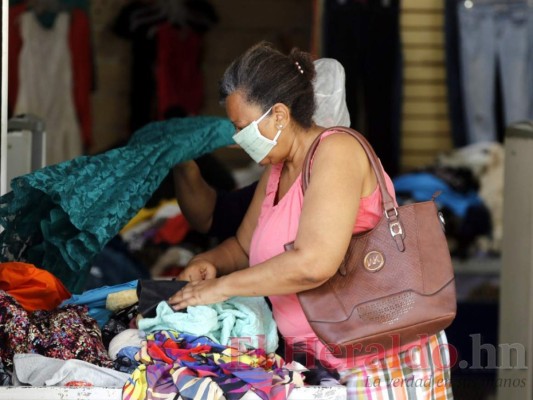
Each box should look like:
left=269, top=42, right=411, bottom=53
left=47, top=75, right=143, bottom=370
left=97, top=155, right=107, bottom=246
left=226, top=92, right=263, bottom=124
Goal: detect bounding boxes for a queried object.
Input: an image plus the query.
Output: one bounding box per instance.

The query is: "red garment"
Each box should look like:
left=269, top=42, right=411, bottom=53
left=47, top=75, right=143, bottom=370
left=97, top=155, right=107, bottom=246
left=69, top=8, right=93, bottom=149
left=8, top=5, right=92, bottom=148
left=8, top=3, right=25, bottom=117
left=153, top=213, right=190, bottom=245
left=0, top=262, right=71, bottom=311
left=156, top=23, right=204, bottom=117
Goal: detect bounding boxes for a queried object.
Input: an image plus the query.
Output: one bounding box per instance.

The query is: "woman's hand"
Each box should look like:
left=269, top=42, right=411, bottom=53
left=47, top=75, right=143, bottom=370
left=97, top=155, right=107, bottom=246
left=168, top=278, right=229, bottom=310
left=177, top=260, right=217, bottom=282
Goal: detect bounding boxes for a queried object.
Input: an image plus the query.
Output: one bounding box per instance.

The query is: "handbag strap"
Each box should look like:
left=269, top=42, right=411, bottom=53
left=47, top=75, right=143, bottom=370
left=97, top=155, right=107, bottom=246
left=301, top=126, right=406, bottom=251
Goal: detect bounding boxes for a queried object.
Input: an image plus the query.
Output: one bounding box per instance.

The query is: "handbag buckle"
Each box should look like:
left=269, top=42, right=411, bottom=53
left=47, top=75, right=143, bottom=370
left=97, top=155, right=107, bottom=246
left=384, top=207, right=399, bottom=220
left=389, top=220, right=406, bottom=252
left=385, top=207, right=406, bottom=251
left=384, top=207, right=403, bottom=237
left=389, top=221, right=403, bottom=237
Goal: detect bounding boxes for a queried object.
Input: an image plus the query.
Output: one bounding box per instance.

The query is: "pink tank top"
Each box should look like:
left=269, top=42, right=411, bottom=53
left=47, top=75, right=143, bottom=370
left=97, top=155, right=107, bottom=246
left=249, top=131, right=401, bottom=370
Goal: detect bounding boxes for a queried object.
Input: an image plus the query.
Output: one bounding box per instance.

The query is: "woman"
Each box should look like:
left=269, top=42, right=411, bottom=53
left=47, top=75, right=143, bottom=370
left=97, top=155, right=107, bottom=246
left=172, top=57, right=351, bottom=242
left=168, top=42, right=453, bottom=399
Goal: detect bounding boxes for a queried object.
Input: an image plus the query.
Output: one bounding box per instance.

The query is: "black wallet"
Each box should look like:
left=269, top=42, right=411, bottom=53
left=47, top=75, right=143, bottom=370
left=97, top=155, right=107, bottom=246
left=136, top=279, right=188, bottom=318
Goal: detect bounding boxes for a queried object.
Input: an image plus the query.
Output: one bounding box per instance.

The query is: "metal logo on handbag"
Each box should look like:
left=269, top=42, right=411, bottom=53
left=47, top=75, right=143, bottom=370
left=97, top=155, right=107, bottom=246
left=285, top=127, right=457, bottom=358
left=363, top=251, right=385, bottom=272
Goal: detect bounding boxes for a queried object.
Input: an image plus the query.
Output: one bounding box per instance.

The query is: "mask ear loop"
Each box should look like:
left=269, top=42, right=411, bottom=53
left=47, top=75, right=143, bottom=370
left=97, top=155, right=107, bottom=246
left=256, top=107, right=273, bottom=124
left=273, top=111, right=284, bottom=143
left=272, top=125, right=283, bottom=143
left=257, top=106, right=282, bottom=143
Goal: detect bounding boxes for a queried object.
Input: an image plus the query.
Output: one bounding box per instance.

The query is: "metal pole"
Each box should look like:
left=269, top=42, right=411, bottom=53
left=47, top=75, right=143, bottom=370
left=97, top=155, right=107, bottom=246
left=1, top=0, right=8, bottom=196
left=497, top=122, right=533, bottom=400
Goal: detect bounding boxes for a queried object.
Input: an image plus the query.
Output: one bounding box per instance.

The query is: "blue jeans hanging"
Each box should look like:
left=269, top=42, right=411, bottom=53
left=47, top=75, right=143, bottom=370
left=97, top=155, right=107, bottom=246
left=457, top=0, right=533, bottom=143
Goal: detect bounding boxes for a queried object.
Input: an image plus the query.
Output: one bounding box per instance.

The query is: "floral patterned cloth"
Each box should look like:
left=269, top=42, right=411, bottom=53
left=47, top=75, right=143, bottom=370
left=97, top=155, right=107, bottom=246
left=0, top=290, right=112, bottom=371
left=0, top=117, right=234, bottom=293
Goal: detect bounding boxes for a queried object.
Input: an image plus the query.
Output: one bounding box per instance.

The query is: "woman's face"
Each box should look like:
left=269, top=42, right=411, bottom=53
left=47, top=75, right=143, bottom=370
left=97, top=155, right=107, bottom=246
left=226, top=91, right=284, bottom=165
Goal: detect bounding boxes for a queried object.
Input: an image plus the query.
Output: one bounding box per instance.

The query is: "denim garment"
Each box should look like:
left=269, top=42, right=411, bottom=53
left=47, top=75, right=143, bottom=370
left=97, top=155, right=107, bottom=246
left=458, top=1, right=532, bottom=143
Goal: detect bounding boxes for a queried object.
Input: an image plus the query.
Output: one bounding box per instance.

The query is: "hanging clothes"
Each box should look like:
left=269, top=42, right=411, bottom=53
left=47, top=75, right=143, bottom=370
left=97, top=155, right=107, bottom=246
left=456, top=0, right=533, bottom=144
left=0, top=117, right=234, bottom=293
left=9, top=4, right=93, bottom=149
left=444, top=0, right=469, bottom=148
left=113, top=0, right=218, bottom=133
left=112, top=1, right=163, bottom=133
left=156, top=23, right=204, bottom=117
left=322, top=0, right=403, bottom=177
left=68, top=8, right=93, bottom=150
left=14, top=12, right=82, bottom=165
left=7, top=2, right=27, bottom=117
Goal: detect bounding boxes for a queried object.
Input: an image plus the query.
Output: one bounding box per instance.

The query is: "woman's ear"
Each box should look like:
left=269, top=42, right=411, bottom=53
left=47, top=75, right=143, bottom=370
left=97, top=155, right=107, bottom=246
left=272, top=103, right=290, bottom=128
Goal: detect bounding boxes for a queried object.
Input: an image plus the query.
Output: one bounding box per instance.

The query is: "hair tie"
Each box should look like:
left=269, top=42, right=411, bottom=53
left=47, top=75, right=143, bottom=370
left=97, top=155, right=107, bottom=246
left=295, top=61, right=304, bottom=75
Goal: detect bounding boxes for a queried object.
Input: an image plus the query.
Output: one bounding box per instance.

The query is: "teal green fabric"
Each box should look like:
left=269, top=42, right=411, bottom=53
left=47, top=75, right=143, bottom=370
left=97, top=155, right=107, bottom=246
left=138, top=297, right=279, bottom=354
left=0, top=117, right=234, bottom=293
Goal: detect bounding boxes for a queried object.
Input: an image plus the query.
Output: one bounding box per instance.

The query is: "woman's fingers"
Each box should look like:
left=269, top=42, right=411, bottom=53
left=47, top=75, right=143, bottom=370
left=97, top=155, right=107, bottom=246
left=167, top=278, right=226, bottom=311
left=178, top=263, right=216, bottom=282
left=168, top=281, right=198, bottom=310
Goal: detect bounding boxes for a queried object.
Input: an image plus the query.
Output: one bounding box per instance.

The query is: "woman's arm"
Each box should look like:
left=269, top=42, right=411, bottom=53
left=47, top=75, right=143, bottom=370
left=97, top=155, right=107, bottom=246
left=177, top=166, right=270, bottom=278
left=169, top=133, right=377, bottom=308
left=173, top=161, right=217, bottom=233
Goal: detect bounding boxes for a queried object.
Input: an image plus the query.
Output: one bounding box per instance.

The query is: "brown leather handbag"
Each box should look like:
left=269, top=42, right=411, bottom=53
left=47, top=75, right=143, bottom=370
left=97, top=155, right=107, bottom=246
left=286, top=127, right=457, bottom=358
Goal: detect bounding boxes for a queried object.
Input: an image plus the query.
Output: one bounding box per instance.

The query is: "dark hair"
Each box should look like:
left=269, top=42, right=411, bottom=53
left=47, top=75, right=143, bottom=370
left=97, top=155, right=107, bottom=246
left=219, top=41, right=317, bottom=128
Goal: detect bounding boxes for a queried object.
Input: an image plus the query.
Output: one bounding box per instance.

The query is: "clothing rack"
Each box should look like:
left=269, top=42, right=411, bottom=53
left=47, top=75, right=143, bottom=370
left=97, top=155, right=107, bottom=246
left=6, top=114, right=46, bottom=186
left=462, top=0, right=530, bottom=6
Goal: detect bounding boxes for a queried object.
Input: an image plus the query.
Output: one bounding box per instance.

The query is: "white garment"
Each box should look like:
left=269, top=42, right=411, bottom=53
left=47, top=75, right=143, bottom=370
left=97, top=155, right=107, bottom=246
left=15, top=12, right=82, bottom=166
left=313, top=58, right=351, bottom=128
left=13, top=353, right=130, bottom=387
left=107, top=328, right=145, bottom=360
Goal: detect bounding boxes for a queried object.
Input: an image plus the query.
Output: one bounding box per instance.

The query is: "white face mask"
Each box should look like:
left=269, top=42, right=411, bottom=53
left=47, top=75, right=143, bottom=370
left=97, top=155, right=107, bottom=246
left=232, top=107, right=283, bottom=163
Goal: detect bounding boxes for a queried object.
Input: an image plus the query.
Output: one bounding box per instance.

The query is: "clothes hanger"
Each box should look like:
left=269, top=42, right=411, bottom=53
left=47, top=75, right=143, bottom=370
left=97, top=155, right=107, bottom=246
left=128, top=1, right=166, bottom=36
left=27, top=0, right=61, bottom=14
left=157, top=0, right=187, bottom=27
left=26, top=0, right=67, bottom=29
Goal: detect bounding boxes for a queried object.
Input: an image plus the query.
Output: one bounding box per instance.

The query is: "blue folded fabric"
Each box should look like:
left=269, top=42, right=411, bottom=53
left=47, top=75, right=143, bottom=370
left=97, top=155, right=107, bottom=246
left=61, top=280, right=139, bottom=327
left=393, top=172, right=482, bottom=218
left=138, top=296, right=279, bottom=354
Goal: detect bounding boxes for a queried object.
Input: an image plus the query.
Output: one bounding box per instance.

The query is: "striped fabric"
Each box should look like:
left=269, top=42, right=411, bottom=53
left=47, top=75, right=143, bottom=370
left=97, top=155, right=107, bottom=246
left=339, top=330, right=454, bottom=400
left=122, top=330, right=303, bottom=400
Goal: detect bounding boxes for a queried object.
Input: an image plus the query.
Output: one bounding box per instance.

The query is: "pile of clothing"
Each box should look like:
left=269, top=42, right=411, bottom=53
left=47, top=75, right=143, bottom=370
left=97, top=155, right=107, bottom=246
left=0, top=117, right=310, bottom=398
left=0, top=261, right=304, bottom=399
